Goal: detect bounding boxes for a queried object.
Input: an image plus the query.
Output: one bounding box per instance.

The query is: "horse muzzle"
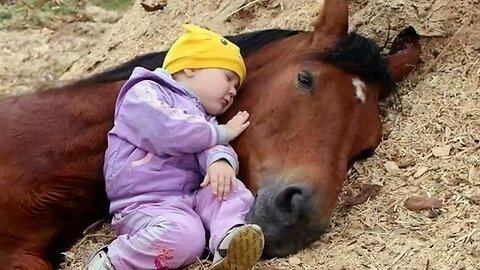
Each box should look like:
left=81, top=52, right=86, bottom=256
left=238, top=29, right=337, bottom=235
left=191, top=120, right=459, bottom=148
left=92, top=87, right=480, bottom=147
left=246, top=182, right=330, bottom=258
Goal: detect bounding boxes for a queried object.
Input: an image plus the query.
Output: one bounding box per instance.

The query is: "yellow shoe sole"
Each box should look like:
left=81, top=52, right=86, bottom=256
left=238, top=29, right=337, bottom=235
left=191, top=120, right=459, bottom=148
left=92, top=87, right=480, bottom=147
left=211, top=225, right=265, bottom=270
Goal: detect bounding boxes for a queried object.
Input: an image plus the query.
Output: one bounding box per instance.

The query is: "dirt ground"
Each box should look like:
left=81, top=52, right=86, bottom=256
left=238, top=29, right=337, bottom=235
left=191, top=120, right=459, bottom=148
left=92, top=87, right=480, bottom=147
left=1, top=0, right=479, bottom=269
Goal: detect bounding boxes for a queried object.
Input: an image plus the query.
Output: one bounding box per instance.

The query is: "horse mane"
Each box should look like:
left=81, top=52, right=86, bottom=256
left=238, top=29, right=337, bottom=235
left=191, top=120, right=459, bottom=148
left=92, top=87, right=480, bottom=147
left=78, top=29, right=302, bottom=85
left=314, top=32, right=397, bottom=97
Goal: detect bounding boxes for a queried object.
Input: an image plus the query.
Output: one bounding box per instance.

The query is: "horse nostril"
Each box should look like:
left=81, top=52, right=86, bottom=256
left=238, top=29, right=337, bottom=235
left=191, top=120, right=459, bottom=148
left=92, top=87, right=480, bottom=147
left=274, top=186, right=307, bottom=216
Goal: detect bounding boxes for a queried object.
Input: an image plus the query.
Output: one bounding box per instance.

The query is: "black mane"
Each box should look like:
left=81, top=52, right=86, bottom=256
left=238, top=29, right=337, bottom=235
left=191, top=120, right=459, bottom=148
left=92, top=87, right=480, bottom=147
left=315, top=33, right=397, bottom=97
left=77, top=29, right=395, bottom=98
left=80, top=29, right=302, bottom=84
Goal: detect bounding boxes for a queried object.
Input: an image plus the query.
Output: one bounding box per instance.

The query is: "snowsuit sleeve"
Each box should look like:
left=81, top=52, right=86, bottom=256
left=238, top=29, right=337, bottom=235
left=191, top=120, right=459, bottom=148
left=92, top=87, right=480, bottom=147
left=112, top=80, right=229, bottom=156
left=196, top=117, right=239, bottom=175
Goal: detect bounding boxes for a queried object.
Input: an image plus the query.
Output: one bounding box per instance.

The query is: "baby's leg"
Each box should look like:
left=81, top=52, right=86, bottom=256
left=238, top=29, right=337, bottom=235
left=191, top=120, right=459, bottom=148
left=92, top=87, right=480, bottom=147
left=108, top=198, right=206, bottom=270
left=194, top=179, right=254, bottom=252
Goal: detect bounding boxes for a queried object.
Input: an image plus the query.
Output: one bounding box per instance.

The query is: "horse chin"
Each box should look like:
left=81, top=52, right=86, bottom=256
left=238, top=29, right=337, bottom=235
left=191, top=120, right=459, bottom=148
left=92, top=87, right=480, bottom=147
left=260, top=219, right=328, bottom=258
left=246, top=182, right=330, bottom=258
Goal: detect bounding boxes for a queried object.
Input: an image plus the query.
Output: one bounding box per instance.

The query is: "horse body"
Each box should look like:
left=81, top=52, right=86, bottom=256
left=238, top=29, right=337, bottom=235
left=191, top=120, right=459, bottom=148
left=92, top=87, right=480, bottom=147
left=0, top=0, right=421, bottom=268
left=0, top=82, right=122, bottom=268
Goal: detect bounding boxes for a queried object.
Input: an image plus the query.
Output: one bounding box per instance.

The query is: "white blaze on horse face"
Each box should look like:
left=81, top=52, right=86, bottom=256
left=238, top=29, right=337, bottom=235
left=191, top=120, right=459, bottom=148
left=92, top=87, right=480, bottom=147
left=352, top=77, right=366, bottom=103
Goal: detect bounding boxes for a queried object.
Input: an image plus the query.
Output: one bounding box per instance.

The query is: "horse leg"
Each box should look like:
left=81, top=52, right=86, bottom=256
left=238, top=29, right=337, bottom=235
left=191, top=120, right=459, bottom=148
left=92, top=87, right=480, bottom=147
left=15, top=255, right=53, bottom=270
left=0, top=252, right=53, bottom=270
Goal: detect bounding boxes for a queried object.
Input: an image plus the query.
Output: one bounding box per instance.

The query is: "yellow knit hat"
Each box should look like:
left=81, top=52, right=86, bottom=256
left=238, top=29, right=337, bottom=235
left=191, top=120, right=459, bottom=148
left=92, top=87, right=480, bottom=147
left=162, top=24, right=246, bottom=85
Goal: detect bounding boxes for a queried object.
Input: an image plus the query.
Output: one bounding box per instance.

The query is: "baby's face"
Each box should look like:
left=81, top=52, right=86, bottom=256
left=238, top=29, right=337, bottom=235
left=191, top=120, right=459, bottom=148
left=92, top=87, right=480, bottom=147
left=186, top=68, right=240, bottom=115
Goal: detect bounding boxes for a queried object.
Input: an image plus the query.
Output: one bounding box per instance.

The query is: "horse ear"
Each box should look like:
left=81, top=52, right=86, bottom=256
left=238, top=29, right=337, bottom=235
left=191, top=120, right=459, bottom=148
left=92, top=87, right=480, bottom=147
left=377, top=27, right=421, bottom=100
left=312, top=0, right=349, bottom=47
left=386, top=27, right=422, bottom=83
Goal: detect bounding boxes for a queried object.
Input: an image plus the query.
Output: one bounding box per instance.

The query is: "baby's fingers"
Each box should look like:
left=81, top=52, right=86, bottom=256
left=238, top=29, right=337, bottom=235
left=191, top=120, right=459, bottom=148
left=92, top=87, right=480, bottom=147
left=222, top=176, right=232, bottom=200
left=217, top=175, right=226, bottom=200
left=236, top=121, right=250, bottom=134
left=232, top=178, right=238, bottom=193
left=210, top=174, right=219, bottom=196
left=235, top=111, right=248, bottom=116
left=231, top=111, right=249, bottom=123
left=200, top=175, right=210, bottom=187
left=237, top=111, right=249, bottom=121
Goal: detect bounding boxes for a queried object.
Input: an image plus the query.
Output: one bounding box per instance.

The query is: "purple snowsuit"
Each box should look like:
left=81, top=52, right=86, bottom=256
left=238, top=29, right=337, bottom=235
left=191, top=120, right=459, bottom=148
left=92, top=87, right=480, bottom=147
left=103, top=67, right=254, bottom=269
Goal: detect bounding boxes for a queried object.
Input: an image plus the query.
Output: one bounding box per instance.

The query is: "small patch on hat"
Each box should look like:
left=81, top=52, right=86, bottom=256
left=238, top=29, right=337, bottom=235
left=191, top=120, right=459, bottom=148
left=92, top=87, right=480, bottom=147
left=220, top=38, right=228, bottom=45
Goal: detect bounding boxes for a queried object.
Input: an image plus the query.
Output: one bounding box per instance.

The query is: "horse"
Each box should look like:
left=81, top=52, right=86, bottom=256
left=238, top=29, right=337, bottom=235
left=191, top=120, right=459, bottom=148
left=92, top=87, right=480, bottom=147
left=0, top=0, right=421, bottom=268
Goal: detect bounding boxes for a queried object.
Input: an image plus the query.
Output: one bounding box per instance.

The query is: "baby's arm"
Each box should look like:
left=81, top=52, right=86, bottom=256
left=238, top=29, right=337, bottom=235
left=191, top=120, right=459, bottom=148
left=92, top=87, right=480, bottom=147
left=196, top=144, right=239, bottom=176
left=197, top=144, right=239, bottom=200
left=113, top=81, right=229, bottom=156
left=196, top=114, right=250, bottom=199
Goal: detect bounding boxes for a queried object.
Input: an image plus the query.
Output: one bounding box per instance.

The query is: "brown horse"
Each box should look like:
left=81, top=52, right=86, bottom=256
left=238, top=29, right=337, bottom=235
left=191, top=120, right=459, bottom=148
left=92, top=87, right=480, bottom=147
left=0, top=0, right=421, bottom=269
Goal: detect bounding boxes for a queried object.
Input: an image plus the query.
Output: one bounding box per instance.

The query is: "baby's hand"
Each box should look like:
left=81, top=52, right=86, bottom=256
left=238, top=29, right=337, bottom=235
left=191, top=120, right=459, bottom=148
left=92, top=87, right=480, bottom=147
left=221, top=111, right=250, bottom=142
left=200, top=160, right=237, bottom=200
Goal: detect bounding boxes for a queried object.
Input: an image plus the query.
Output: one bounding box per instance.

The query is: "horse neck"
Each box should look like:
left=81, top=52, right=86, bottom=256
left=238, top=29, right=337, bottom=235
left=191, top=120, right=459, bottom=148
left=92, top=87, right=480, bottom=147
left=35, top=80, right=123, bottom=132
left=0, top=80, right=124, bottom=160
left=52, top=80, right=124, bottom=149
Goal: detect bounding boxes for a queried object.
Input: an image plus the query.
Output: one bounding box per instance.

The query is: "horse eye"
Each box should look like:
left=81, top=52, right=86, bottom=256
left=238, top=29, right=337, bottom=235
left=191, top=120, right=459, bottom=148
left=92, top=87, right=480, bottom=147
left=296, top=72, right=314, bottom=90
